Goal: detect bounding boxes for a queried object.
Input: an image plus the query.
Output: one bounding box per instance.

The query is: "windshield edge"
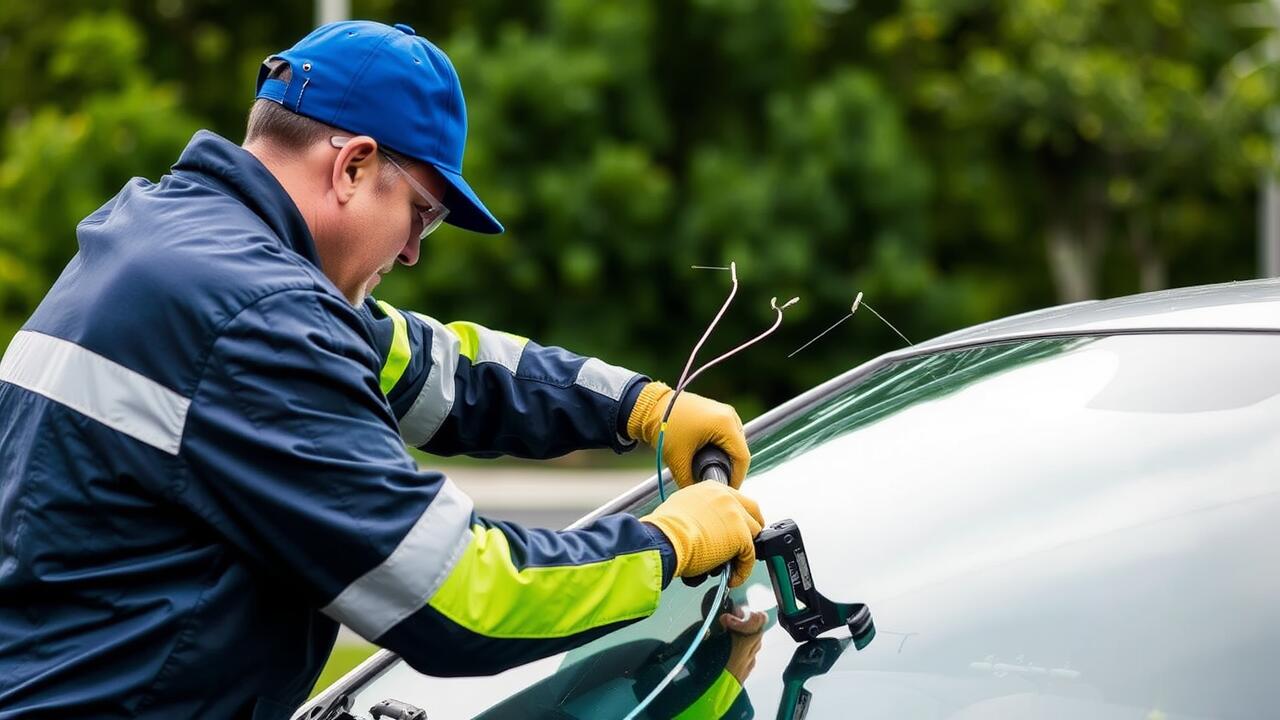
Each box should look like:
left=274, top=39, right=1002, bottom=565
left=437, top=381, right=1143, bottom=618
left=574, top=327, right=1280, bottom=529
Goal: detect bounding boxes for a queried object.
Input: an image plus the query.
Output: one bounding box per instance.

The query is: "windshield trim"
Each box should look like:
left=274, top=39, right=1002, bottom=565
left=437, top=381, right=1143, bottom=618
left=295, top=326, right=1280, bottom=720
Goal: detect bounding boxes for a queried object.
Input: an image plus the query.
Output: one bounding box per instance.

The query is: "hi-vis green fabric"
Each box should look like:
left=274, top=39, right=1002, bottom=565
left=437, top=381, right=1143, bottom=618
left=376, top=300, right=412, bottom=394
left=448, top=320, right=482, bottom=362
left=445, top=320, right=528, bottom=367
left=429, top=524, right=664, bottom=639
left=674, top=669, right=743, bottom=719
left=367, top=299, right=646, bottom=456
left=376, top=305, right=533, bottom=397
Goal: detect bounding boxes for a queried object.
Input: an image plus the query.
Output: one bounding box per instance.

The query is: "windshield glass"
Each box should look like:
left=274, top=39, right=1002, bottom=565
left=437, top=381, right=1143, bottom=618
left=342, top=333, right=1280, bottom=719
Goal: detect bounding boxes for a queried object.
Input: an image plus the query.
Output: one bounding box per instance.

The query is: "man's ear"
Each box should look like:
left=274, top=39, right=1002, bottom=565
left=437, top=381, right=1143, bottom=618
left=331, top=135, right=379, bottom=205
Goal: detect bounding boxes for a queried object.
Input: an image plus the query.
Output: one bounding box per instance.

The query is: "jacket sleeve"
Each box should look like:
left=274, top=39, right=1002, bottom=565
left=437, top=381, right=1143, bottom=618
left=178, top=289, right=673, bottom=676
left=361, top=298, right=648, bottom=458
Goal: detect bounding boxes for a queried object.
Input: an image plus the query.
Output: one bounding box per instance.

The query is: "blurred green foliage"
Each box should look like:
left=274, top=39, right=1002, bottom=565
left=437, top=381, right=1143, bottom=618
left=1, top=0, right=1276, bottom=415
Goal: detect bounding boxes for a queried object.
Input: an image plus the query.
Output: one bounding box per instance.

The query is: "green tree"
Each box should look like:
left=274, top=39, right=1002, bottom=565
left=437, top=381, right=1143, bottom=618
left=868, top=0, right=1277, bottom=303
left=2, top=0, right=1275, bottom=411
left=373, top=0, right=952, bottom=412
left=0, top=10, right=200, bottom=341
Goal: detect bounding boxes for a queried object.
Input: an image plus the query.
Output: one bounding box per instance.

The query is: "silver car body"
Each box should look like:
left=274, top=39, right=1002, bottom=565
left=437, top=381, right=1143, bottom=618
left=298, top=279, right=1280, bottom=720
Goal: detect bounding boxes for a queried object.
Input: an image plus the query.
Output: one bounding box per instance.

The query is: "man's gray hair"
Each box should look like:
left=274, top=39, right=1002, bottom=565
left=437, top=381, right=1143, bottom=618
left=244, top=61, right=334, bottom=150
left=244, top=61, right=409, bottom=183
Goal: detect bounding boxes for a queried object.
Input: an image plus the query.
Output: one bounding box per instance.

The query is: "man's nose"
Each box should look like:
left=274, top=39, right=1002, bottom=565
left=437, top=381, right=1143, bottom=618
left=399, top=235, right=421, bottom=267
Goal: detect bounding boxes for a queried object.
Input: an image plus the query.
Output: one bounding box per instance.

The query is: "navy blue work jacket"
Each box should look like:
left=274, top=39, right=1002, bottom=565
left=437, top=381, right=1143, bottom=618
left=0, top=131, right=672, bottom=719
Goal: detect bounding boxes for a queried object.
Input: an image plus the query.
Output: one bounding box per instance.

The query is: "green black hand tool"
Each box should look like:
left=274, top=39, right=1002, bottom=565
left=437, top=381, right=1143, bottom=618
left=688, top=446, right=873, bottom=646
left=754, top=519, right=875, bottom=646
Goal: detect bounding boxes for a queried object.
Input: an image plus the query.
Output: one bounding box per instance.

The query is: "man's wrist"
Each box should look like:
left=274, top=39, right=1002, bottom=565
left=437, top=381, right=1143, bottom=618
left=616, top=378, right=649, bottom=440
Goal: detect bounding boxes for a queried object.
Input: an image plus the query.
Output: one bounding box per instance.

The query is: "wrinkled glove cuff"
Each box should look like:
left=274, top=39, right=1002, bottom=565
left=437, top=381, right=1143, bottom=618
left=640, top=515, right=689, bottom=578
left=627, top=381, right=671, bottom=444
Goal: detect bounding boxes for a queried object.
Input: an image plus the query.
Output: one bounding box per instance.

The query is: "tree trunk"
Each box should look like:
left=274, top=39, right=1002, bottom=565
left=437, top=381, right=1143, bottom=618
left=1129, top=210, right=1166, bottom=292
left=1047, top=219, right=1098, bottom=303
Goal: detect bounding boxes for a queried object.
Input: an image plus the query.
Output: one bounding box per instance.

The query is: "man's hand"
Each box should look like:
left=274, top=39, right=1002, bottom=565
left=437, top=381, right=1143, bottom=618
left=627, top=381, right=751, bottom=489
left=721, top=607, right=767, bottom=683
left=640, top=482, right=764, bottom=587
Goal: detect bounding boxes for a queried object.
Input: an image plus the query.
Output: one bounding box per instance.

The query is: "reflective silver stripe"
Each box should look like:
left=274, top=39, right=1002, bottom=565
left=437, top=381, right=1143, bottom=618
left=0, top=331, right=189, bottom=454
left=575, top=357, right=637, bottom=402
left=399, top=312, right=459, bottom=447
left=322, top=477, right=475, bottom=640
left=472, top=326, right=525, bottom=374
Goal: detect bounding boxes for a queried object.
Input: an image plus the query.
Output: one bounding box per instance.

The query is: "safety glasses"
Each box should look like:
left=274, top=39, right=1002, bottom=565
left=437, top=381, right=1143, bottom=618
left=330, top=136, right=450, bottom=240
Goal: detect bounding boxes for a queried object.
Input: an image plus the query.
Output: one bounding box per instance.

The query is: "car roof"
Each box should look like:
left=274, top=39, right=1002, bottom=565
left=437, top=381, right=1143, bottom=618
left=915, top=277, right=1280, bottom=351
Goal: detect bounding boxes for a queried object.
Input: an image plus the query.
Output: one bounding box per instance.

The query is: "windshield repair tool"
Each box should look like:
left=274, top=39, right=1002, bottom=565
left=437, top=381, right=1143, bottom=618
left=679, top=446, right=737, bottom=588
left=681, top=455, right=878, bottom=646
left=623, top=265, right=797, bottom=720
left=690, top=451, right=875, bottom=646
left=755, top=519, right=875, bottom=647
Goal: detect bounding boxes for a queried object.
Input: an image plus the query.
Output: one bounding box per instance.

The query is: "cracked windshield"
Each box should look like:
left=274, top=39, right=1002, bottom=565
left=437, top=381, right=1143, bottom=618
left=340, top=333, right=1280, bottom=719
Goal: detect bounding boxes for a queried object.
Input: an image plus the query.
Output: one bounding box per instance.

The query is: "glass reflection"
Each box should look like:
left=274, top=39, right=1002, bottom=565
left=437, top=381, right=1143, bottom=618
left=344, top=333, right=1280, bottom=720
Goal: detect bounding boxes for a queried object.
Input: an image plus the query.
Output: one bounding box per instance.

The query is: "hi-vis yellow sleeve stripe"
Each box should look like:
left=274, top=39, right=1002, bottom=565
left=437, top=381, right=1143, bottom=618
left=444, top=321, right=528, bottom=371
left=428, top=524, right=663, bottom=639
left=376, top=300, right=411, bottom=395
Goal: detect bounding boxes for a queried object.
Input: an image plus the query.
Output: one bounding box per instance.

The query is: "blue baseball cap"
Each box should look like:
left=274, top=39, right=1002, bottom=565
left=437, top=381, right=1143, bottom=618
left=256, top=20, right=503, bottom=234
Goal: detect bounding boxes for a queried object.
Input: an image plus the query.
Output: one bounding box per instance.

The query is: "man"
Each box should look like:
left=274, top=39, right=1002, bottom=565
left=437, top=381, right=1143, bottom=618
left=0, top=20, right=763, bottom=720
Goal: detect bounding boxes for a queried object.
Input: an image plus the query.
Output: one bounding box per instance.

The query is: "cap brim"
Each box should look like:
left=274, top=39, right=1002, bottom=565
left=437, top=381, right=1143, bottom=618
left=436, top=166, right=503, bottom=234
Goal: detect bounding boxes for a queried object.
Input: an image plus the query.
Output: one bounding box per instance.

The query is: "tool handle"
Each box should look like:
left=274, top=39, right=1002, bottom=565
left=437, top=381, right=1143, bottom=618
left=692, top=444, right=732, bottom=485
left=683, top=445, right=734, bottom=587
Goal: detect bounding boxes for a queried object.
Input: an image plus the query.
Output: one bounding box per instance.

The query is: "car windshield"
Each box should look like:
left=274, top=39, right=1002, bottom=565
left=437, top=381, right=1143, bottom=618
left=340, top=332, right=1280, bottom=719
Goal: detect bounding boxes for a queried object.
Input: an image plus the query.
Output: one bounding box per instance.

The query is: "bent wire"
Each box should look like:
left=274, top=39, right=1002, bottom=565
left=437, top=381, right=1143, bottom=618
left=628, top=266, right=796, bottom=719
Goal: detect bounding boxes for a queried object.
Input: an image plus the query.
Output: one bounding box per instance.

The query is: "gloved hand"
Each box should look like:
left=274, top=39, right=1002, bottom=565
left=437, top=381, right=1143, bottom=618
left=640, top=482, right=764, bottom=587
left=627, top=381, right=751, bottom=489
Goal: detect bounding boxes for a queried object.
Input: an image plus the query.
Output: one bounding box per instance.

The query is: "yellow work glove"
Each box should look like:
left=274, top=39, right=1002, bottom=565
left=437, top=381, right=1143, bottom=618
left=627, top=381, right=751, bottom=489
left=640, top=482, right=765, bottom=588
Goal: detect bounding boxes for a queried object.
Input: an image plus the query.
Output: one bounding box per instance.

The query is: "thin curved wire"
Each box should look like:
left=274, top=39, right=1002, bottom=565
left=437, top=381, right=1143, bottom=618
left=861, top=300, right=913, bottom=346
left=676, top=262, right=739, bottom=394
left=655, top=431, right=669, bottom=502
left=654, top=295, right=798, bottom=502
left=621, top=573, right=730, bottom=720
left=786, top=291, right=913, bottom=357
left=627, top=289, right=798, bottom=719
left=788, top=292, right=862, bottom=358
left=655, top=264, right=737, bottom=502
left=682, top=297, right=798, bottom=389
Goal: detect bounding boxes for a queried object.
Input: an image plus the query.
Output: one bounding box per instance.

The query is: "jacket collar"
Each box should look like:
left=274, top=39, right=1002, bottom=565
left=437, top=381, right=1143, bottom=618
left=171, top=130, right=321, bottom=267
